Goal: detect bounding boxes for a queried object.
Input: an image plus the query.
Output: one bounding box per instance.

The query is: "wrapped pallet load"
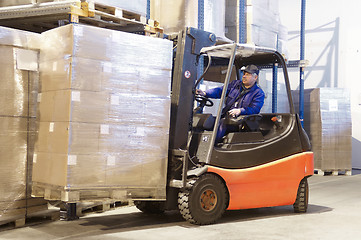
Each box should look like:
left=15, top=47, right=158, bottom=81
left=32, top=24, right=173, bottom=202
left=292, top=88, right=352, bottom=175
left=0, top=26, right=48, bottom=226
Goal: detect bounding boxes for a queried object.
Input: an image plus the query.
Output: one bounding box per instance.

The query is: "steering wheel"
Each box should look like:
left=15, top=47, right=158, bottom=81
left=195, top=94, right=214, bottom=107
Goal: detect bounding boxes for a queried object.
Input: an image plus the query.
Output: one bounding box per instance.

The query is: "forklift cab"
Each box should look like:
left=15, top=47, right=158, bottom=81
left=172, top=43, right=314, bottom=225
left=189, top=43, right=312, bottom=169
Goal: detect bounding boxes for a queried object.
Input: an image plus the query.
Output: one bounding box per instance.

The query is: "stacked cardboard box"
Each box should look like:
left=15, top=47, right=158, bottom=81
left=292, top=88, right=352, bottom=172
left=32, top=24, right=172, bottom=201
left=0, top=26, right=47, bottom=225
left=225, top=0, right=288, bottom=55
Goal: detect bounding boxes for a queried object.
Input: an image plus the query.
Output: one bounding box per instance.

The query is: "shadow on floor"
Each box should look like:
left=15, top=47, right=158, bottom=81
left=49, top=204, right=331, bottom=239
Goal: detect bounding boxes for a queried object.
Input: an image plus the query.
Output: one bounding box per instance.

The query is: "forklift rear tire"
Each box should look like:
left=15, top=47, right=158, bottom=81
left=178, top=174, right=228, bottom=225
left=293, top=177, right=309, bottom=213
left=134, top=201, right=165, bottom=214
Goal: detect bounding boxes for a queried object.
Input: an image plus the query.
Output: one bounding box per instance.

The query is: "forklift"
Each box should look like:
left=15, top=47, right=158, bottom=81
left=133, top=27, right=314, bottom=225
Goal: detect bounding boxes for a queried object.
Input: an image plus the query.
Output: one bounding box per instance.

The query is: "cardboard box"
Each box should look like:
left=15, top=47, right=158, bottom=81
left=39, top=57, right=102, bottom=92
left=0, top=117, right=28, bottom=202
left=107, top=95, right=170, bottom=127
left=37, top=89, right=109, bottom=123
left=0, top=46, right=38, bottom=117
left=0, top=26, right=39, bottom=48
left=32, top=152, right=106, bottom=187
left=35, top=121, right=100, bottom=154
left=98, top=124, right=169, bottom=153
left=105, top=153, right=167, bottom=187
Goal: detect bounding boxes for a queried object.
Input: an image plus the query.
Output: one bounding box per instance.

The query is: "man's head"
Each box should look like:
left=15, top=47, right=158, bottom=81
left=242, top=65, right=259, bottom=88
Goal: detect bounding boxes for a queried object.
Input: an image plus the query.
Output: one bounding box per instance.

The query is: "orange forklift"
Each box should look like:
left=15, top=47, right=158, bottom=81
left=134, top=28, right=314, bottom=225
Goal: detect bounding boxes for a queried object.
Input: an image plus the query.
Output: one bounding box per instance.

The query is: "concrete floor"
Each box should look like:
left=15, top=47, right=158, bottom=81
left=1, top=172, right=361, bottom=240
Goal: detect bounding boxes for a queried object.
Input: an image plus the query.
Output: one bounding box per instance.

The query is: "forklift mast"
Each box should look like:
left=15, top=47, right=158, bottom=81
left=168, top=27, right=216, bottom=151
left=164, top=27, right=216, bottom=194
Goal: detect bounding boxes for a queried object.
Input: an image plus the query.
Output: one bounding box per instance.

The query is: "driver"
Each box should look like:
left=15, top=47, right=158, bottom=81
left=196, top=64, right=265, bottom=143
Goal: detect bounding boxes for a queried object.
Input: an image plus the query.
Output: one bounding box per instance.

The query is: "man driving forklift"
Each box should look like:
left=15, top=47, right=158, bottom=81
left=196, top=64, right=265, bottom=143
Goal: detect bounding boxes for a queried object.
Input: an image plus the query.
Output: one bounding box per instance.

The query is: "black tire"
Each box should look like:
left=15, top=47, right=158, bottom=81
left=134, top=201, right=165, bottom=214
left=293, top=177, right=309, bottom=213
left=178, top=174, right=228, bottom=225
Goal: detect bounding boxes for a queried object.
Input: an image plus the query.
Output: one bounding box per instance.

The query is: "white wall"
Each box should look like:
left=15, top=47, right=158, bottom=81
left=278, top=0, right=361, bottom=168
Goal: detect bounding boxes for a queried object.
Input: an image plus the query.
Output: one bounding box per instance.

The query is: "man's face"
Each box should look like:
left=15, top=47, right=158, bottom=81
left=242, top=72, right=258, bottom=88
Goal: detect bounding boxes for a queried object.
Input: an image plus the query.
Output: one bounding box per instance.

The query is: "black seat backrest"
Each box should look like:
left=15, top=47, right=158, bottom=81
left=224, top=114, right=262, bottom=132
left=193, top=114, right=215, bottom=131
left=243, top=115, right=262, bottom=131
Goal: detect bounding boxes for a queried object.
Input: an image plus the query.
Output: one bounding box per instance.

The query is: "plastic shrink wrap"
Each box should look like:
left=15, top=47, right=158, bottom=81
left=32, top=24, right=172, bottom=202
left=0, top=27, right=47, bottom=224
left=292, top=88, right=352, bottom=172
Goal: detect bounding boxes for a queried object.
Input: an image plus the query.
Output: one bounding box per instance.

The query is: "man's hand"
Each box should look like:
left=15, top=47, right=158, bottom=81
left=196, top=89, right=206, bottom=96
left=229, top=108, right=242, bottom=117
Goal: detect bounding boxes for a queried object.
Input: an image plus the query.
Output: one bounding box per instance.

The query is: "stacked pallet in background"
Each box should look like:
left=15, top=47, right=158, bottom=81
left=292, top=88, right=352, bottom=175
left=32, top=24, right=173, bottom=202
left=0, top=0, right=147, bottom=17
left=0, top=26, right=48, bottom=227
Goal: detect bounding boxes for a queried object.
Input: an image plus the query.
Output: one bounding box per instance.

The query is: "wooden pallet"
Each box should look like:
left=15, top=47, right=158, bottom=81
left=0, top=209, right=59, bottom=230
left=91, top=3, right=146, bottom=24
left=144, top=19, right=164, bottom=37
left=0, top=201, right=59, bottom=229
left=314, top=169, right=352, bottom=176
left=32, top=182, right=165, bottom=203
left=32, top=183, right=130, bottom=202
left=76, top=200, right=127, bottom=216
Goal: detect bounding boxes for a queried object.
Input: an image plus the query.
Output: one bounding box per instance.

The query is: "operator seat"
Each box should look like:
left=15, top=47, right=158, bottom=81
left=224, top=114, right=262, bottom=132
left=222, top=114, right=264, bottom=144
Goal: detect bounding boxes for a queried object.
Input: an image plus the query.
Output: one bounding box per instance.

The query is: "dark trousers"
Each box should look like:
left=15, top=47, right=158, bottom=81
left=215, top=118, right=239, bottom=144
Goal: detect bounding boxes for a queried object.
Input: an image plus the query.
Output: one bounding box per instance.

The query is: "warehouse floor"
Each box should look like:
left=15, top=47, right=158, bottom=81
left=1, top=171, right=361, bottom=240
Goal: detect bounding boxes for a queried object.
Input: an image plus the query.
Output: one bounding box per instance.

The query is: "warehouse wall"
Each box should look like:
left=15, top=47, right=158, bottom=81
left=278, top=0, right=361, bottom=168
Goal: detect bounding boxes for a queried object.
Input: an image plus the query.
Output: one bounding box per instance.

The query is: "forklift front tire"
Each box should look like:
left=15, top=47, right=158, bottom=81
left=293, top=177, right=309, bottom=213
left=178, top=174, right=228, bottom=225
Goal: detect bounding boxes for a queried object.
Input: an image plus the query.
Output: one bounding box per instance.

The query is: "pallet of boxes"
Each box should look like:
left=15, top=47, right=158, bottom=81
left=31, top=24, right=173, bottom=217
left=292, top=88, right=352, bottom=176
left=0, top=26, right=58, bottom=228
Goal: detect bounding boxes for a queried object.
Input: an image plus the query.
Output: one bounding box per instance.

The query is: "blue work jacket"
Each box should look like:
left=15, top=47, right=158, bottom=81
left=205, top=79, right=265, bottom=116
